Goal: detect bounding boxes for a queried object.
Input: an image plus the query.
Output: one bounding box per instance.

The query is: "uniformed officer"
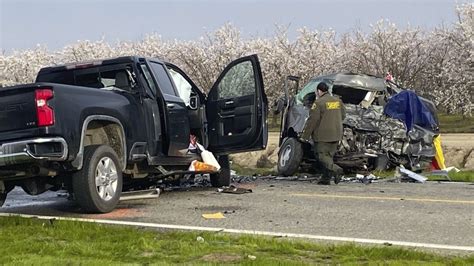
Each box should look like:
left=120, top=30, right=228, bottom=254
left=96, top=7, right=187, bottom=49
left=300, top=82, right=346, bottom=185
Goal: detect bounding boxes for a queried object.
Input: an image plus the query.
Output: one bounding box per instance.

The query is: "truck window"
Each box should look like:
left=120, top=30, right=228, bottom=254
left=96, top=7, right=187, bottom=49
left=37, top=64, right=137, bottom=91
left=168, top=68, right=192, bottom=106
left=149, top=62, right=177, bottom=96
left=75, top=72, right=103, bottom=88
left=217, top=60, right=255, bottom=100
left=139, top=64, right=157, bottom=97
left=36, top=70, right=75, bottom=85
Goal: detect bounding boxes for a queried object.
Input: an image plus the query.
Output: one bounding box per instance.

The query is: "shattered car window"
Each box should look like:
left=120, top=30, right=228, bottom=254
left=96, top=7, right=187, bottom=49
left=332, top=86, right=372, bottom=105
left=218, top=61, right=255, bottom=99
left=168, top=68, right=193, bottom=106
left=296, top=78, right=336, bottom=105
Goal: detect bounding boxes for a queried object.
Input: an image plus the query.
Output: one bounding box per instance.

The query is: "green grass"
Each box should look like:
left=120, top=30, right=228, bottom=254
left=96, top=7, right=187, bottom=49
left=427, top=170, right=474, bottom=182
left=1, top=216, right=473, bottom=265
left=438, top=113, right=474, bottom=133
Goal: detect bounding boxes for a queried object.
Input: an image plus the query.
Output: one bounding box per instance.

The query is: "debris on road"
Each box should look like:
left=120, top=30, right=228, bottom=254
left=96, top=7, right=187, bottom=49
left=217, top=186, right=252, bottom=194
left=341, top=173, right=380, bottom=184
left=120, top=188, right=161, bottom=201
left=444, top=166, right=461, bottom=173
left=231, top=175, right=258, bottom=183
left=274, top=175, right=319, bottom=182
left=202, top=212, right=226, bottom=219
left=196, top=143, right=221, bottom=171
left=398, top=167, right=428, bottom=183
left=188, top=160, right=218, bottom=172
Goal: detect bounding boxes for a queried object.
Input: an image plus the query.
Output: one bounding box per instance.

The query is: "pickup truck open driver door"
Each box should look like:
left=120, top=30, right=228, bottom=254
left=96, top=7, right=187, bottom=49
left=206, top=54, right=268, bottom=154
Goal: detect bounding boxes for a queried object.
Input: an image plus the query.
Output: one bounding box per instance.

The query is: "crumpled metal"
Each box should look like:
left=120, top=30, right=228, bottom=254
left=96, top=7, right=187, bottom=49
left=339, top=104, right=435, bottom=166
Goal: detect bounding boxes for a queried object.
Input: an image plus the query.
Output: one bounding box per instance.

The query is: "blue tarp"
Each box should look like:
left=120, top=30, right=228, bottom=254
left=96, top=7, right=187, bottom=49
left=384, top=91, right=438, bottom=131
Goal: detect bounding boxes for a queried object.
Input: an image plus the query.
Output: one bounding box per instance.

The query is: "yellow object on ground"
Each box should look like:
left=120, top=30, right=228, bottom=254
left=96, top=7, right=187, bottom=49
left=202, top=212, right=226, bottom=219
left=188, top=160, right=218, bottom=172
left=433, top=135, right=446, bottom=169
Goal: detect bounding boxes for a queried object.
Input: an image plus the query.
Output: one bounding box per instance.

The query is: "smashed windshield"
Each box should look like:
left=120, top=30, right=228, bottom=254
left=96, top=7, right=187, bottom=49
left=295, top=79, right=333, bottom=105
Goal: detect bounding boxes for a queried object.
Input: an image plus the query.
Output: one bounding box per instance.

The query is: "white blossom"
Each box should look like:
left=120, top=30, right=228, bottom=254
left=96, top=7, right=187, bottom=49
left=1, top=5, right=472, bottom=115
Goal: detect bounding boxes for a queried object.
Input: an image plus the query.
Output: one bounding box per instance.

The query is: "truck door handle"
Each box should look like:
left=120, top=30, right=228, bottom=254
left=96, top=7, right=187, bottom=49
left=225, top=100, right=234, bottom=105
left=166, top=103, right=175, bottom=109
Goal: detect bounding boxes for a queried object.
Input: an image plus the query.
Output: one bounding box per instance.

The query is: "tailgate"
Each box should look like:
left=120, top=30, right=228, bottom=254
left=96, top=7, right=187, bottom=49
left=0, top=86, right=38, bottom=133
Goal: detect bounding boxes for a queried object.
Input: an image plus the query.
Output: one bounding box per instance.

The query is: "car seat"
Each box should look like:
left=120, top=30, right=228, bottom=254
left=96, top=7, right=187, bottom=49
left=115, top=72, right=130, bottom=90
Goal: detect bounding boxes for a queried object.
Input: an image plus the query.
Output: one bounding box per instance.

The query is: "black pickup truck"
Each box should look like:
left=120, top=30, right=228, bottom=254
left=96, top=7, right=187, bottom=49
left=0, top=55, right=267, bottom=213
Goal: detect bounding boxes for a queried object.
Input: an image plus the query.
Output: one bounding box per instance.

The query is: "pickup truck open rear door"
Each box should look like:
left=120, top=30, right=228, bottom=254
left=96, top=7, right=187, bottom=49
left=206, top=54, right=267, bottom=154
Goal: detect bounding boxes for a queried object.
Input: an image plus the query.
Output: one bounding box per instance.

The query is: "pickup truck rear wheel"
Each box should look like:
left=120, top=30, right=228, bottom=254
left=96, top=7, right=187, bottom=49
left=210, top=155, right=231, bottom=187
left=277, top=137, right=303, bottom=176
left=72, top=145, right=123, bottom=213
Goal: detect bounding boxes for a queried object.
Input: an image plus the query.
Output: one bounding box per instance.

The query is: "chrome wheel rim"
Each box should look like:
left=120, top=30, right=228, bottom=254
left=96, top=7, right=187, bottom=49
left=280, top=145, right=292, bottom=167
left=95, top=157, right=118, bottom=201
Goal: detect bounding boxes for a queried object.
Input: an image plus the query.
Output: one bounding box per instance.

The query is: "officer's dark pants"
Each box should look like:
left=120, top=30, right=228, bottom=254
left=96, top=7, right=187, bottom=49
left=314, top=141, right=343, bottom=180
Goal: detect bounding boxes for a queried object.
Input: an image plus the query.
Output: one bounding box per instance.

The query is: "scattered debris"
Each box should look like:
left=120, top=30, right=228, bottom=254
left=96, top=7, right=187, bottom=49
left=247, top=255, right=257, bottom=260
left=196, top=236, right=205, bottom=243
left=274, top=176, right=319, bottom=181
left=202, top=212, right=226, bottom=219
left=444, top=166, right=461, bottom=173
left=399, top=168, right=428, bottom=183
left=217, top=186, right=252, bottom=194
left=430, top=170, right=449, bottom=176
left=340, top=174, right=380, bottom=184
left=188, top=160, right=218, bottom=172
left=197, top=143, right=221, bottom=170
left=120, top=188, right=160, bottom=201
left=231, top=175, right=258, bottom=183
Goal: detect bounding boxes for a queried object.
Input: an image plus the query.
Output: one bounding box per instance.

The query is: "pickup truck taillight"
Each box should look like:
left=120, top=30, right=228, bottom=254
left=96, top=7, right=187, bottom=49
left=35, top=88, right=54, bottom=127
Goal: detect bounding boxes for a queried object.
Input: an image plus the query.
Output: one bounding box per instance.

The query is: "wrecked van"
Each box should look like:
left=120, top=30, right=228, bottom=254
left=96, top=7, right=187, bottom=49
left=274, top=73, right=439, bottom=176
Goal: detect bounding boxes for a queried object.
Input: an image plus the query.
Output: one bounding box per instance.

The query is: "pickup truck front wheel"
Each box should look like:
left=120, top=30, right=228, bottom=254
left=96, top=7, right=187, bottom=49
left=72, top=145, right=123, bottom=213
left=210, top=155, right=231, bottom=187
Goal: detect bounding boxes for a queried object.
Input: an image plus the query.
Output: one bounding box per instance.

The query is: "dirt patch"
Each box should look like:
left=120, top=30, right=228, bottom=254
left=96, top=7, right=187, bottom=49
left=463, top=149, right=474, bottom=169
left=201, top=253, right=242, bottom=263
left=442, top=146, right=474, bottom=169
left=230, top=143, right=279, bottom=168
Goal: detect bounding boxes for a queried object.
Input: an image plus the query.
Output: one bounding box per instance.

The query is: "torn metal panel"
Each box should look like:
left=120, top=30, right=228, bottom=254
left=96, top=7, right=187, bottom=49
left=399, top=168, right=428, bottom=183
left=286, top=104, right=309, bottom=133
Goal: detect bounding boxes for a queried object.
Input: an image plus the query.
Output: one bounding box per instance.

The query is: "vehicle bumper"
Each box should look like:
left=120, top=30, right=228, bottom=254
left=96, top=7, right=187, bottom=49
left=0, top=137, right=68, bottom=166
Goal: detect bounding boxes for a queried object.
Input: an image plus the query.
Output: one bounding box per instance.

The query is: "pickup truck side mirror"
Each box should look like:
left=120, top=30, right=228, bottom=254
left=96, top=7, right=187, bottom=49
left=189, top=95, right=198, bottom=110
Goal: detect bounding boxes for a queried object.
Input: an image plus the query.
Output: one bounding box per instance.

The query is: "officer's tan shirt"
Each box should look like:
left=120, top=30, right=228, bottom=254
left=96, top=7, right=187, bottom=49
left=301, top=93, right=346, bottom=142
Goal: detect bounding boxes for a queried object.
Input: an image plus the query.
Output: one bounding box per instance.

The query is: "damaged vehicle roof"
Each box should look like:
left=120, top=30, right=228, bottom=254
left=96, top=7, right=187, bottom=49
left=295, top=73, right=401, bottom=107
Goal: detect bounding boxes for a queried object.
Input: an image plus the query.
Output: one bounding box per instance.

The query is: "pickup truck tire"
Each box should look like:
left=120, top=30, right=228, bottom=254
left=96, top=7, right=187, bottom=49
left=277, top=137, right=303, bottom=176
left=210, top=155, right=231, bottom=187
left=72, top=145, right=123, bottom=213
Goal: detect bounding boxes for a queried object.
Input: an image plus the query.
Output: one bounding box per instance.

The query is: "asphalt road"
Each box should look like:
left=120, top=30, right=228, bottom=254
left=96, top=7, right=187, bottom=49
left=2, top=179, right=473, bottom=251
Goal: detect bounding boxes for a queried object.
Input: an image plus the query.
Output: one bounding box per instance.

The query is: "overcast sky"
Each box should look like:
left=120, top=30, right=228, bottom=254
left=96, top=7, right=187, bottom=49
left=0, top=0, right=466, bottom=53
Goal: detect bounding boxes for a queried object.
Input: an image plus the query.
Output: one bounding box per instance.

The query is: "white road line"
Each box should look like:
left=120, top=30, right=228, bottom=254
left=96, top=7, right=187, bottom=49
left=1, top=212, right=473, bottom=252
